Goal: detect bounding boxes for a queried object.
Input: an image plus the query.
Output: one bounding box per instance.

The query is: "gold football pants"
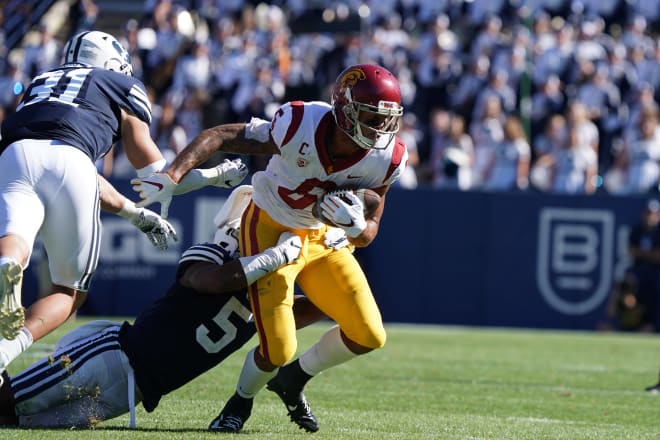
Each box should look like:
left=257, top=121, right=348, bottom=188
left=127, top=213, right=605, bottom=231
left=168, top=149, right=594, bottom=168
left=240, top=201, right=386, bottom=366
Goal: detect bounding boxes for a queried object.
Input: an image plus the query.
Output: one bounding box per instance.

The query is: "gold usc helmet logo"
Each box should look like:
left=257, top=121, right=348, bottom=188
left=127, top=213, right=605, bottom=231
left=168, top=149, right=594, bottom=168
left=338, top=67, right=366, bottom=90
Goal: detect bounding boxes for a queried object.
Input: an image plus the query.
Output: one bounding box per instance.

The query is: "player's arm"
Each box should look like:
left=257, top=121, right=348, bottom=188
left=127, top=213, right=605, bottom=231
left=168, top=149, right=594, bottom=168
left=99, top=175, right=178, bottom=250
left=179, top=232, right=301, bottom=293
left=120, top=109, right=166, bottom=172
left=131, top=120, right=270, bottom=217
left=351, top=185, right=388, bottom=247
left=180, top=259, right=326, bottom=329
left=165, top=122, right=279, bottom=184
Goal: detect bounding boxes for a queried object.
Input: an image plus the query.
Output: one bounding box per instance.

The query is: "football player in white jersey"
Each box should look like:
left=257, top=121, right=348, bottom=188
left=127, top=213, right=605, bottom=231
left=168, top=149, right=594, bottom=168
left=132, top=63, right=407, bottom=433
left=0, top=31, right=247, bottom=379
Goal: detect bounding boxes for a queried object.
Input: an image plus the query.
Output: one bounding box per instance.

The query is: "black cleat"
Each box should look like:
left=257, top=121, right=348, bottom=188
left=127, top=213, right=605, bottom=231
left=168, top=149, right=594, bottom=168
left=645, top=382, right=660, bottom=393
left=208, top=393, right=253, bottom=433
left=267, top=376, right=318, bottom=432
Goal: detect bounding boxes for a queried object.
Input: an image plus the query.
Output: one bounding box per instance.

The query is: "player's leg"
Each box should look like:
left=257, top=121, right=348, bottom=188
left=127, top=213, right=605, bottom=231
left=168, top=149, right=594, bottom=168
left=241, top=203, right=302, bottom=365
left=12, top=322, right=136, bottom=427
left=210, top=204, right=301, bottom=433
left=0, top=141, right=47, bottom=370
left=24, top=145, right=100, bottom=343
left=266, top=244, right=386, bottom=432
left=0, top=144, right=100, bottom=374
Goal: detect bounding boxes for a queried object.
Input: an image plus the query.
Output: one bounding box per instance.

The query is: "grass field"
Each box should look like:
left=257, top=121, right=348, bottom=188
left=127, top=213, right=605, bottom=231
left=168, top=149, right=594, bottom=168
left=1, top=318, right=659, bottom=439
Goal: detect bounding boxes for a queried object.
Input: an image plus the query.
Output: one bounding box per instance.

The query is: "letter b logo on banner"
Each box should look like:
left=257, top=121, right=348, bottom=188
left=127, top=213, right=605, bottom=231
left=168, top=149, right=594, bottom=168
left=537, top=208, right=614, bottom=315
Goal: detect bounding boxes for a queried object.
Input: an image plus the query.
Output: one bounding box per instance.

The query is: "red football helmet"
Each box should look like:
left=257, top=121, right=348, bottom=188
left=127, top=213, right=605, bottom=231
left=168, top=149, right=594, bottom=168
left=331, top=64, right=403, bottom=150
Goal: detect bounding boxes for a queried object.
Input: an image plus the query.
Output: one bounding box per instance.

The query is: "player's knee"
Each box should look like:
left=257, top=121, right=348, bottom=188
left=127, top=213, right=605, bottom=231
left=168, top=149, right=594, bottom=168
left=266, top=341, right=298, bottom=367
left=353, top=324, right=386, bottom=350
left=368, top=325, right=387, bottom=349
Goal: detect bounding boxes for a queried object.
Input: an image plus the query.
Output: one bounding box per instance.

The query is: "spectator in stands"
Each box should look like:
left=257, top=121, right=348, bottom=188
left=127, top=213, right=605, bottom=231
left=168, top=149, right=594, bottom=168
left=469, top=94, right=505, bottom=187
left=576, top=63, right=624, bottom=168
left=483, top=116, right=531, bottom=191
left=22, top=25, right=62, bottom=78
left=567, top=100, right=600, bottom=155
left=117, top=19, right=145, bottom=81
left=533, top=114, right=568, bottom=160
left=68, top=0, right=98, bottom=34
left=532, top=22, right=575, bottom=89
left=431, top=113, right=474, bottom=191
left=414, top=41, right=461, bottom=118
left=533, top=125, right=599, bottom=194
left=169, top=40, right=213, bottom=102
left=151, top=95, right=188, bottom=166
left=624, top=83, right=659, bottom=146
left=395, top=113, right=421, bottom=190
left=606, top=109, right=660, bottom=195
left=471, top=68, right=517, bottom=124
left=451, top=55, right=491, bottom=123
left=530, top=74, right=566, bottom=140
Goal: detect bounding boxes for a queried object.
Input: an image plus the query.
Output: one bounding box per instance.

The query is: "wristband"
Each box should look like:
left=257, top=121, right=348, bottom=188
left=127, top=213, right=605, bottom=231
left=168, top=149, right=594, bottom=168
left=135, top=159, right=167, bottom=178
left=117, top=199, right=140, bottom=219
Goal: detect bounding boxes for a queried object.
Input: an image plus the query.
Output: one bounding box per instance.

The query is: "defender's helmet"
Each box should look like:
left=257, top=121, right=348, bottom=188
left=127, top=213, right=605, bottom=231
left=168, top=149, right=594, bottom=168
left=213, top=221, right=240, bottom=259
left=331, top=64, right=403, bottom=150
left=62, top=31, right=133, bottom=76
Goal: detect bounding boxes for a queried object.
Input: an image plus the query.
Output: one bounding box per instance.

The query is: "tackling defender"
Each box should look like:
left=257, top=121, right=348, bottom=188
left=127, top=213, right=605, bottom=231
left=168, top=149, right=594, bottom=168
left=0, top=30, right=247, bottom=378
left=0, top=186, right=328, bottom=428
left=132, top=63, right=407, bottom=432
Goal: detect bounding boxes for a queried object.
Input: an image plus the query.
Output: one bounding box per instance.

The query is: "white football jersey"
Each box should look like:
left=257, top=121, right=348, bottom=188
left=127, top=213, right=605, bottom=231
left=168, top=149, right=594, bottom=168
left=251, top=101, right=408, bottom=229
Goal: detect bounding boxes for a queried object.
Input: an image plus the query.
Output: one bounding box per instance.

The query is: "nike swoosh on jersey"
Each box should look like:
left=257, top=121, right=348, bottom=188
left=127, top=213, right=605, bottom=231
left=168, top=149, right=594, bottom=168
left=347, top=174, right=361, bottom=179
left=142, top=180, right=164, bottom=190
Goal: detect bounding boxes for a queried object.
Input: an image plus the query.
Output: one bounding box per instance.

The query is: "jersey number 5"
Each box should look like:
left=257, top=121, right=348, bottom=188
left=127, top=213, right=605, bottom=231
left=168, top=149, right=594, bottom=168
left=195, top=297, right=252, bottom=354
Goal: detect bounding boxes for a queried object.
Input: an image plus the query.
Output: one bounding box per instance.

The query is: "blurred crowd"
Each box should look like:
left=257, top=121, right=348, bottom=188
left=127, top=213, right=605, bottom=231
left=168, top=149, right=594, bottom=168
left=0, top=0, right=658, bottom=194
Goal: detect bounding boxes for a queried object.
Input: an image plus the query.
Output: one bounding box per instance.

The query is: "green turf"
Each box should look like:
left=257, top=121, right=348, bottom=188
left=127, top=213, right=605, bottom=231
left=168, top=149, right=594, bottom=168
left=1, top=319, right=659, bottom=439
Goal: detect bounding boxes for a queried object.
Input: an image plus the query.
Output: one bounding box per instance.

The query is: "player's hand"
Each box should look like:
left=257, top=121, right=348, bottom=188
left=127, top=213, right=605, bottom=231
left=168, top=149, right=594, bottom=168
left=323, top=227, right=351, bottom=250
left=131, top=173, right=177, bottom=218
left=276, top=232, right=302, bottom=264
left=129, top=207, right=178, bottom=250
left=320, top=191, right=367, bottom=238
left=213, top=158, right=249, bottom=188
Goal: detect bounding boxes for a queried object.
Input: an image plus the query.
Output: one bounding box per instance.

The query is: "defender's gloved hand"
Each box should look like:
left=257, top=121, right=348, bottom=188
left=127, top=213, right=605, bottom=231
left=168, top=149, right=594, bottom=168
left=118, top=202, right=178, bottom=250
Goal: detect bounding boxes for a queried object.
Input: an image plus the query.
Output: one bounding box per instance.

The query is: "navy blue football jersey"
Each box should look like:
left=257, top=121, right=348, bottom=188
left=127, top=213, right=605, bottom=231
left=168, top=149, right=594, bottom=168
left=118, top=243, right=256, bottom=412
left=0, top=66, right=151, bottom=161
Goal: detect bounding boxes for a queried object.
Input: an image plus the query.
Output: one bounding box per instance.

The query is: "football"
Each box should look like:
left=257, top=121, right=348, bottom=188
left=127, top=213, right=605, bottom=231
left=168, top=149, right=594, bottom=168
left=312, top=188, right=382, bottom=226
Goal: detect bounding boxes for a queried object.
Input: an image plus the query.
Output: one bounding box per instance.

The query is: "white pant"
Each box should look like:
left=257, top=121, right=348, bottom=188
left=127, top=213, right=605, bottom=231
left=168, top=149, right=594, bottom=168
left=0, top=139, right=101, bottom=290
left=11, top=321, right=141, bottom=428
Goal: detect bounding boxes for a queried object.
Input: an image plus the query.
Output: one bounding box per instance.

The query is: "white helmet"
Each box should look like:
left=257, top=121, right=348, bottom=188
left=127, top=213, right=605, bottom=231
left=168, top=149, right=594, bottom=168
left=62, top=31, right=133, bottom=76
left=213, top=221, right=240, bottom=259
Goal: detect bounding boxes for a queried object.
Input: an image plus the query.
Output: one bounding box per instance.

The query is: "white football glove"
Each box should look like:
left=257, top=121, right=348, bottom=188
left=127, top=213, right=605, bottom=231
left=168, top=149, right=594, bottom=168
left=118, top=203, right=178, bottom=250
left=275, top=232, right=303, bottom=264
left=212, top=158, right=249, bottom=188
left=131, top=173, right=177, bottom=219
left=323, top=227, right=351, bottom=250
left=320, top=191, right=367, bottom=238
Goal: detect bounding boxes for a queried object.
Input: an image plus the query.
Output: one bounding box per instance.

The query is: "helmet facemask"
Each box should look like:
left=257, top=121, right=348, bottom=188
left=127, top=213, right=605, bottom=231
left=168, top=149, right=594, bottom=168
left=213, top=220, right=240, bottom=259
left=341, top=94, right=403, bottom=149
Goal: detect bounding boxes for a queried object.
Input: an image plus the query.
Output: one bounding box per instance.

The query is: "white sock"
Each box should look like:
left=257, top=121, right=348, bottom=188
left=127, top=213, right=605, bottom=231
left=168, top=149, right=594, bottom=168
left=298, top=325, right=356, bottom=376
left=0, top=327, right=33, bottom=371
left=239, top=249, right=285, bottom=285
left=235, top=348, right=278, bottom=398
